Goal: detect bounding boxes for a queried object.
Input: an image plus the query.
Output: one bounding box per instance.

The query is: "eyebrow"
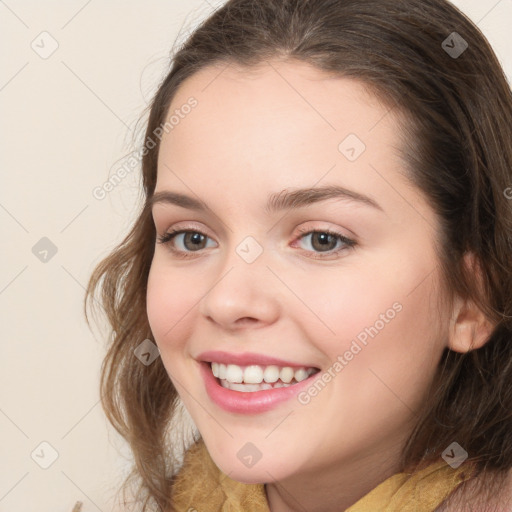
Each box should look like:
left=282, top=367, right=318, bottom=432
left=148, top=184, right=384, bottom=215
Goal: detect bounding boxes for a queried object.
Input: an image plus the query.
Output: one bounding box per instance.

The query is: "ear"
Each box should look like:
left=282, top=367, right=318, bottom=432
left=447, top=252, right=495, bottom=353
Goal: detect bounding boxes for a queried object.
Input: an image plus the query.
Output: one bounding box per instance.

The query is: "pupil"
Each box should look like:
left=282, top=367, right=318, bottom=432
left=313, top=233, right=335, bottom=250
left=190, top=233, right=203, bottom=246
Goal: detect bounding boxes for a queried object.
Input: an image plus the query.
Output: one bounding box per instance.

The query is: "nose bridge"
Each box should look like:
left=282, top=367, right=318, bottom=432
left=212, top=224, right=270, bottom=274
left=198, top=232, right=281, bottom=326
left=233, top=234, right=266, bottom=266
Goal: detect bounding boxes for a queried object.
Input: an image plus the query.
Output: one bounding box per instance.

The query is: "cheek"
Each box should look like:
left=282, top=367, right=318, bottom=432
left=300, top=252, right=444, bottom=369
left=287, top=264, right=402, bottom=349
left=331, top=270, right=444, bottom=411
left=146, top=260, right=198, bottom=352
left=297, top=268, right=444, bottom=440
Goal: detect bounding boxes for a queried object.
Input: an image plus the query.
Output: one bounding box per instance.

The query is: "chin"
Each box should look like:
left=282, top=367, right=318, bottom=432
left=219, top=465, right=273, bottom=485
left=209, top=449, right=293, bottom=485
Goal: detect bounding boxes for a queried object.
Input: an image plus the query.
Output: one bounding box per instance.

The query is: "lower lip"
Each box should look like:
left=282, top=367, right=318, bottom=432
left=199, top=361, right=320, bottom=414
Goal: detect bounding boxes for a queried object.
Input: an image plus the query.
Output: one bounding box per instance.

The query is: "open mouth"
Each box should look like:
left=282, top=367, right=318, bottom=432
left=208, top=361, right=321, bottom=393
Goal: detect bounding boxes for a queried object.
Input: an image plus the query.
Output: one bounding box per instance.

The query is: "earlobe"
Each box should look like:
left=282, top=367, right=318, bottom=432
left=447, top=299, right=494, bottom=353
left=447, top=253, right=495, bottom=354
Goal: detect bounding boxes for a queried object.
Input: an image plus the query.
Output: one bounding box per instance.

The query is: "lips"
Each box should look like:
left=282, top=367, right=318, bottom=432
left=198, top=357, right=322, bottom=414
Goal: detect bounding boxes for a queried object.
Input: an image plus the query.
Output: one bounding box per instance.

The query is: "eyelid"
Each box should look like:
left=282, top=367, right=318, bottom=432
left=294, top=220, right=356, bottom=238
left=156, top=221, right=213, bottom=238
left=157, top=220, right=353, bottom=239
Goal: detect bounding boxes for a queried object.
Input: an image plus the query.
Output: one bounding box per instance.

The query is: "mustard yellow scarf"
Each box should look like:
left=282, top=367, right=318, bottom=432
left=170, top=438, right=475, bottom=511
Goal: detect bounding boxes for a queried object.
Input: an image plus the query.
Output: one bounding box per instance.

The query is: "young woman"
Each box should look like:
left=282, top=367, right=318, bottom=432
left=85, top=0, right=512, bottom=510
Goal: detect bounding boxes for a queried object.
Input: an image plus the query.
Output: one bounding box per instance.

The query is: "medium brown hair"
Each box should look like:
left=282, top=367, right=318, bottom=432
left=85, top=0, right=512, bottom=509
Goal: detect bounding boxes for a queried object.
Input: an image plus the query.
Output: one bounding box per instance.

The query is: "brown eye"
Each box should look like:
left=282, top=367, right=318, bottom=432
left=157, top=229, right=216, bottom=255
left=156, top=227, right=357, bottom=260
left=294, top=228, right=357, bottom=259
left=308, top=232, right=339, bottom=252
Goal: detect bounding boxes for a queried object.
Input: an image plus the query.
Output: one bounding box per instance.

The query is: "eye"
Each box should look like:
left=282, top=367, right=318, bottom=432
left=156, top=228, right=215, bottom=258
left=156, top=226, right=357, bottom=260
left=293, top=226, right=357, bottom=259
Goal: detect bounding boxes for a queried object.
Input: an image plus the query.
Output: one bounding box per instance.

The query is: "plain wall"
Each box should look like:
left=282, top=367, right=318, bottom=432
left=1, top=1, right=511, bottom=510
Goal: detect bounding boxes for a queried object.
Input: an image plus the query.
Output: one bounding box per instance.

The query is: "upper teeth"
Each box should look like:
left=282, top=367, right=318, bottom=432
left=211, top=362, right=317, bottom=384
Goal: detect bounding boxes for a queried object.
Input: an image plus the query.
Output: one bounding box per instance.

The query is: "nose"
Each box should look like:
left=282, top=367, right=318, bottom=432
left=198, top=242, right=282, bottom=331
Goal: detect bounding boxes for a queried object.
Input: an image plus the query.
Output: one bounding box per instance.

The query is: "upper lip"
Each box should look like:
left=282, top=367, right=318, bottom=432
left=197, top=350, right=319, bottom=369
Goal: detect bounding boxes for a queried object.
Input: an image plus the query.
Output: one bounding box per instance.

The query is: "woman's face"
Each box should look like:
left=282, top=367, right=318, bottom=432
left=147, top=59, right=450, bottom=487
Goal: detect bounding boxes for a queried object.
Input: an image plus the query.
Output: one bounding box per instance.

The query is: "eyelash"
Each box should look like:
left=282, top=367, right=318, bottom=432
left=156, top=225, right=357, bottom=260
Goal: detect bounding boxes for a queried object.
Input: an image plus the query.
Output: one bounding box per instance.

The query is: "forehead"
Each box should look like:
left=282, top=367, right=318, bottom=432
left=158, top=59, right=406, bottom=183
left=167, top=59, right=395, bottom=137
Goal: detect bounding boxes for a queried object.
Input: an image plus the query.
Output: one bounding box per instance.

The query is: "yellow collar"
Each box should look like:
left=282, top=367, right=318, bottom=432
left=170, top=438, right=476, bottom=511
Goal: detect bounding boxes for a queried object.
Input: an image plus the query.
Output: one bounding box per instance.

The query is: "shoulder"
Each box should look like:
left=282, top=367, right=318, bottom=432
left=435, top=468, right=512, bottom=512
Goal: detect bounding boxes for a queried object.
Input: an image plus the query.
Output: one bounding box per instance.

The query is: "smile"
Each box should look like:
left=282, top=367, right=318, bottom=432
left=211, top=362, right=319, bottom=392
left=199, top=361, right=322, bottom=414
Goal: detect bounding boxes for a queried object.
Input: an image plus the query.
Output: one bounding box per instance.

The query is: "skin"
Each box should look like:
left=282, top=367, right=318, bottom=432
left=146, top=59, right=493, bottom=512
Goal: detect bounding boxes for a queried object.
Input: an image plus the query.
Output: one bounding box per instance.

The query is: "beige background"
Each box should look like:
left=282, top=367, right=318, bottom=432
left=1, top=1, right=510, bottom=510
